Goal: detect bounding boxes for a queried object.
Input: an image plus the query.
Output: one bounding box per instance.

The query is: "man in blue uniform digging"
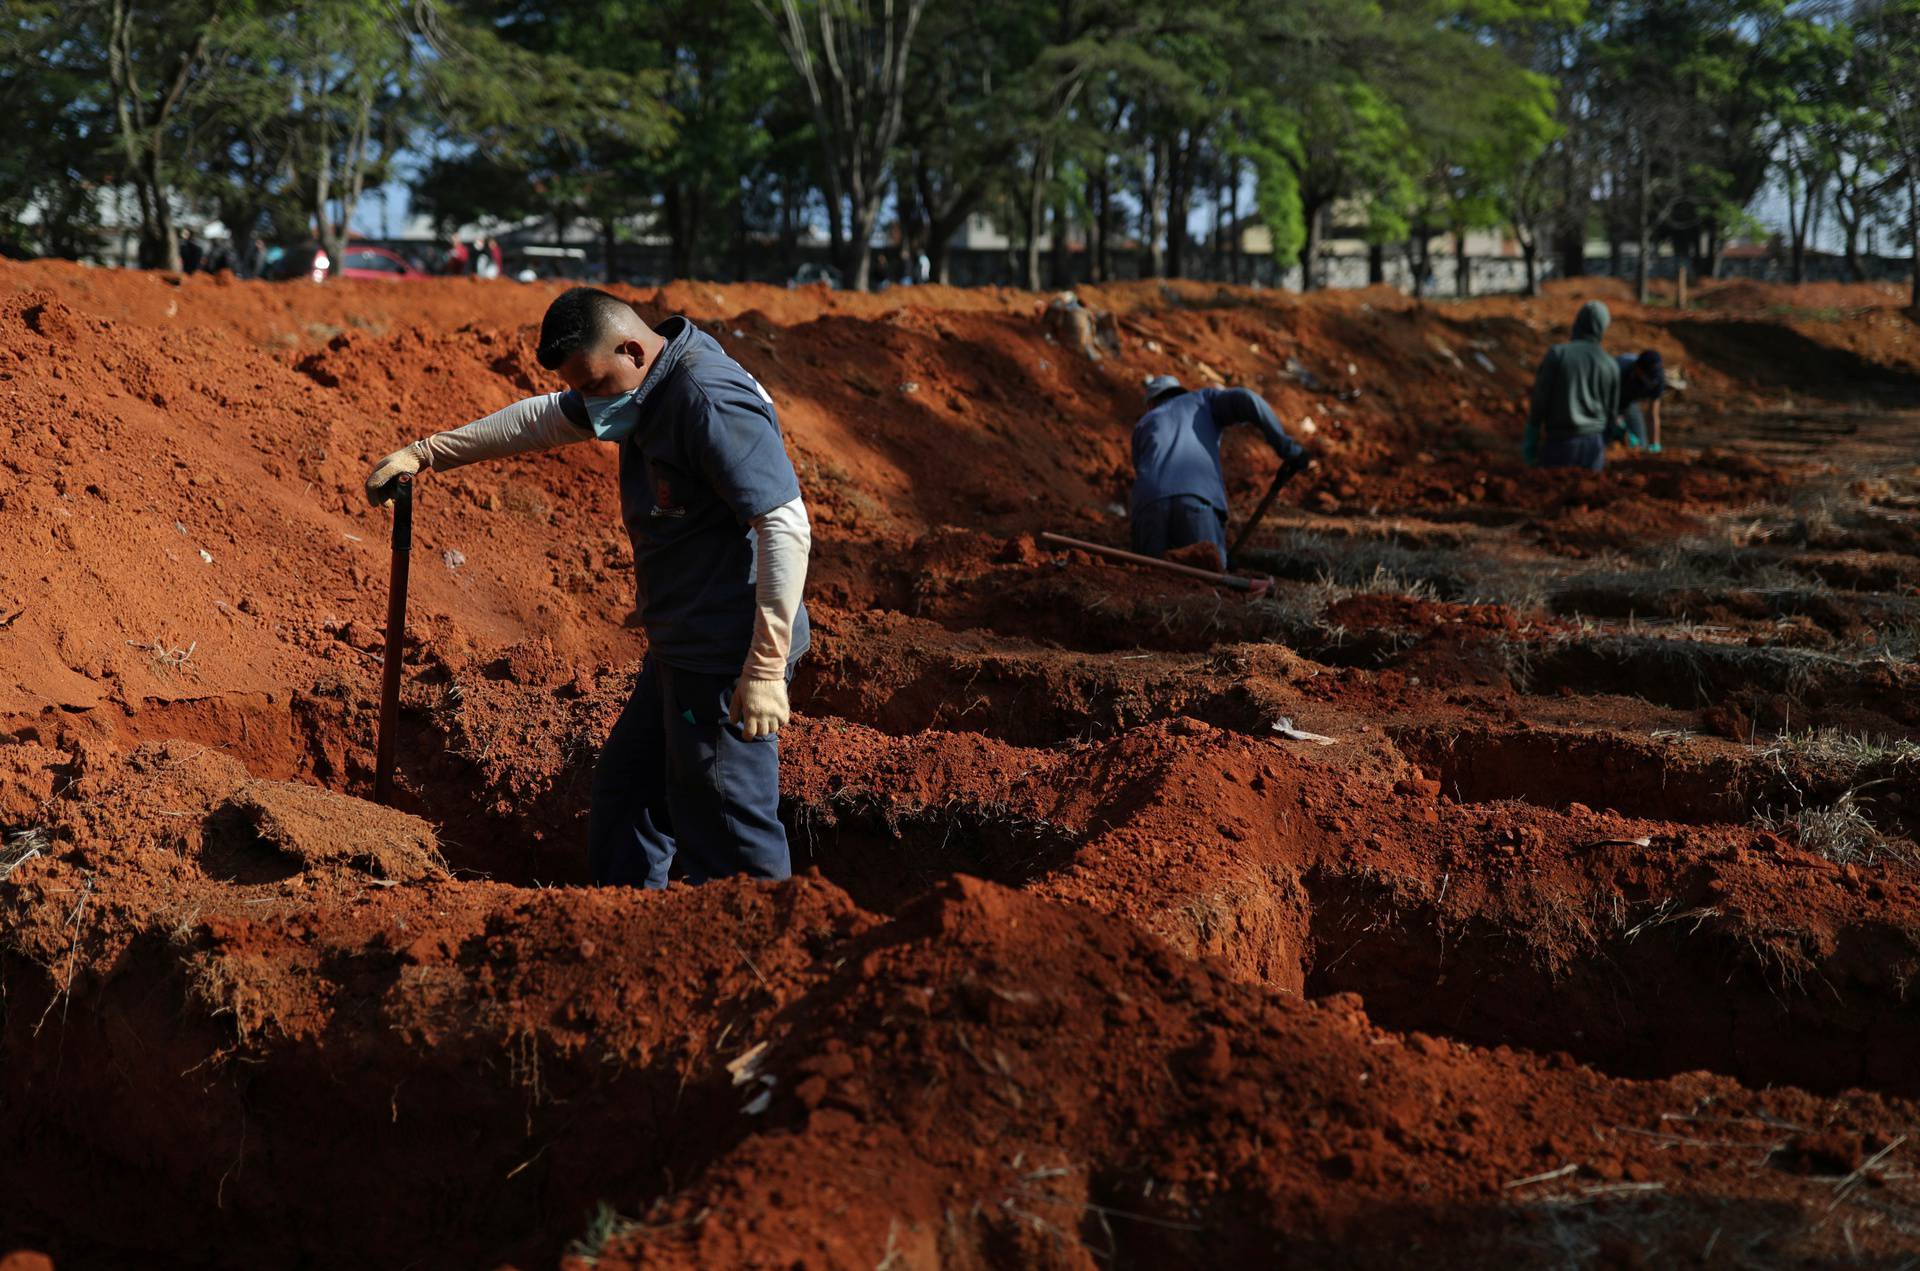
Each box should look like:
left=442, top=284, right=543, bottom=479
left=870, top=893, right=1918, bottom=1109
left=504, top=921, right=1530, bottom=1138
left=1130, top=374, right=1310, bottom=569
left=363, top=288, right=811, bottom=887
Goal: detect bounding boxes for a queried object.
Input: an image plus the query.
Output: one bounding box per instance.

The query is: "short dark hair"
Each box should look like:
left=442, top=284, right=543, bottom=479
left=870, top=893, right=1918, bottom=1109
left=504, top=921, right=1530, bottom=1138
left=536, top=287, right=636, bottom=370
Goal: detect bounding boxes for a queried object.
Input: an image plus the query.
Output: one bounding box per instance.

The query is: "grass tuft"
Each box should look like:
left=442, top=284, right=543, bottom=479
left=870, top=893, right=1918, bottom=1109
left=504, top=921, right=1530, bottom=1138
left=1756, top=788, right=1914, bottom=870
left=566, top=1202, right=643, bottom=1265
left=1759, top=728, right=1920, bottom=774
left=1, top=826, right=52, bottom=880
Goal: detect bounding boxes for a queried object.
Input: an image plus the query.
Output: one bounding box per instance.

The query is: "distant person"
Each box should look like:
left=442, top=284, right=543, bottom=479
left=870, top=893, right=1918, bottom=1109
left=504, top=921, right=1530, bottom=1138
left=486, top=236, right=504, bottom=276
left=206, top=240, right=233, bottom=274
left=243, top=235, right=268, bottom=279
left=360, top=287, right=811, bottom=889
left=177, top=230, right=203, bottom=275
left=1130, top=374, right=1310, bottom=569
left=1522, top=300, right=1620, bottom=472
left=1610, top=348, right=1666, bottom=453
left=474, top=240, right=501, bottom=280
left=445, top=239, right=470, bottom=276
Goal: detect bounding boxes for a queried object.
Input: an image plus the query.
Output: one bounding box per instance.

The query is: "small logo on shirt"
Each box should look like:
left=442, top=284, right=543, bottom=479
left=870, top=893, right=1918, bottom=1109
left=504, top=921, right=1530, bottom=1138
left=650, top=473, right=685, bottom=518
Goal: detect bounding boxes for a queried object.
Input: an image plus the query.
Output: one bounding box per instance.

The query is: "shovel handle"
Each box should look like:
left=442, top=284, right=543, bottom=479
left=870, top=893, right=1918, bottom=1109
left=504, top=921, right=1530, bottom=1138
left=1229, top=462, right=1299, bottom=561
left=374, top=475, right=413, bottom=805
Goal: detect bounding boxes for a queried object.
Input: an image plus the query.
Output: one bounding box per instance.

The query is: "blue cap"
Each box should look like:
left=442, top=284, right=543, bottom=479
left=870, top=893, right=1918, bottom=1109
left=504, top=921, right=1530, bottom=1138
left=1143, top=374, right=1183, bottom=404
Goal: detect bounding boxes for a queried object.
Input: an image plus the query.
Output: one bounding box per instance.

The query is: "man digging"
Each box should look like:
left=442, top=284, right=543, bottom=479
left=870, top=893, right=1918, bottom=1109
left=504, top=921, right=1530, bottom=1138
left=363, top=287, right=810, bottom=887
left=1130, top=374, right=1311, bottom=569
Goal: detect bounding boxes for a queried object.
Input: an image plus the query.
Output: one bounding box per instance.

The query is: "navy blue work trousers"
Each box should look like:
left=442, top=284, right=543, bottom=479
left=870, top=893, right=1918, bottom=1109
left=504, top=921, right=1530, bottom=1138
left=586, top=657, right=792, bottom=888
left=1131, top=495, right=1228, bottom=569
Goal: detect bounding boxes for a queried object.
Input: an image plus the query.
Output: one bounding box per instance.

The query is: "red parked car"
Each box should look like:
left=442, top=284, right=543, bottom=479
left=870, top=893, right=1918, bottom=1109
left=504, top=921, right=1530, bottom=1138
left=265, top=243, right=426, bottom=283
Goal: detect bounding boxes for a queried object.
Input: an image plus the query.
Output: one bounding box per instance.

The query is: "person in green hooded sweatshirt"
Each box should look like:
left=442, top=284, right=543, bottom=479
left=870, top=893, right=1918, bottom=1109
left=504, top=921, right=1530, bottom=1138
left=1522, top=300, right=1622, bottom=472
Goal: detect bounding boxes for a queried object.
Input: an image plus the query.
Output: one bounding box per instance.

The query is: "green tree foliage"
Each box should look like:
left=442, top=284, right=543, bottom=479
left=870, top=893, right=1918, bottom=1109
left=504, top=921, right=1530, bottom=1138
left=757, top=0, right=931, bottom=290
left=0, top=4, right=118, bottom=259
left=1852, top=0, right=1920, bottom=306
left=457, top=0, right=747, bottom=278
left=4, top=0, right=1916, bottom=294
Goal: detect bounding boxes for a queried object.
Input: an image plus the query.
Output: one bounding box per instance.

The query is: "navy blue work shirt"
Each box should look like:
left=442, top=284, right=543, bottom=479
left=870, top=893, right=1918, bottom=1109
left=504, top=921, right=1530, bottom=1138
left=1131, top=387, right=1305, bottom=516
left=1616, top=355, right=1666, bottom=408
left=560, top=316, right=809, bottom=674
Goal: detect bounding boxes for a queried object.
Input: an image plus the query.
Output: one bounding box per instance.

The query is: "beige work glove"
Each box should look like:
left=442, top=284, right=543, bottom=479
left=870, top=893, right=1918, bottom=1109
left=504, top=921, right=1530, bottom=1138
left=730, top=677, right=790, bottom=740
left=364, top=441, right=429, bottom=505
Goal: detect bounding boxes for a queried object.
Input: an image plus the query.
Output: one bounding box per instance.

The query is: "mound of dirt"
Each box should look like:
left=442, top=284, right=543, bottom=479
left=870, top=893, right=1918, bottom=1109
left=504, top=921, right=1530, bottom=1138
left=1692, top=278, right=1911, bottom=313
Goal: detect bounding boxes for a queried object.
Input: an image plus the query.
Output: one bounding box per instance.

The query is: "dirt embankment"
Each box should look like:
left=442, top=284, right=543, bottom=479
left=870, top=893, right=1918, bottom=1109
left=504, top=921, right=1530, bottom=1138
left=3, top=261, right=1920, bottom=1266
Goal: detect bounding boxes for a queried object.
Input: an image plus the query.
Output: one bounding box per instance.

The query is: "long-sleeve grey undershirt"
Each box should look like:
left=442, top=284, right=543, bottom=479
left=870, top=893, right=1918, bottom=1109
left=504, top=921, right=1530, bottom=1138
left=413, top=395, right=810, bottom=674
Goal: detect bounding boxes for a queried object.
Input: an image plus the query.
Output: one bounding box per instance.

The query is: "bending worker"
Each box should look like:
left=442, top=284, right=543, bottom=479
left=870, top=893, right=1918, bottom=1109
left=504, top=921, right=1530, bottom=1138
left=363, top=287, right=810, bottom=888
left=1522, top=300, right=1620, bottom=471
left=1610, top=348, right=1666, bottom=453
left=1131, top=375, right=1309, bottom=569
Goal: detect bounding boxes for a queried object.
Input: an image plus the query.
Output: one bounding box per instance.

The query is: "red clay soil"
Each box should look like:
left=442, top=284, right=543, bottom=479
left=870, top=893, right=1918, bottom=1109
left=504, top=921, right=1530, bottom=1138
left=3, top=261, right=1920, bottom=1267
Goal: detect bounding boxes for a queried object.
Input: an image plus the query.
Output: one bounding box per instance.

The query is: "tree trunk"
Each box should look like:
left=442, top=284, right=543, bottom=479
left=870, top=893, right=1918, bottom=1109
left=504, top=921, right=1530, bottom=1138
left=779, top=175, right=799, bottom=273
left=1555, top=228, right=1585, bottom=280
left=664, top=186, right=693, bottom=279
left=1100, top=161, right=1116, bottom=281
left=731, top=195, right=750, bottom=282
left=1229, top=158, right=1243, bottom=284
left=1787, top=160, right=1824, bottom=285
left=1050, top=195, right=1070, bottom=289
left=1298, top=200, right=1325, bottom=291
left=602, top=217, right=618, bottom=282
left=1676, top=258, right=1689, bottom=309
left=1410, top=228, right=1430, bottom=299
left=310, top=127, right=345, bottom=281
left=1144, top=140, right=1166, bottom=278
left=1022, top=149, right=1047, bottom=291
left=1555, top=133, right=1586, bottom=280
left=1521, top=236, right=1539, bottom=296
left=1167, top=132, right=1191, bottom=278
left=1211, top=177, right=1226, bottom=280
left=850, top=193, right=879, bottom=291
left=1098, top=164, right=1113, bottom=286
left=826, top=192, right=846, bottom=272
left=1909, top=170, right=1920, bottom=311
left=918, top=170, right=986, bottom=290
left=896, top=173, right=922, bottom=280
left=107, top=0, right=205, bottom=274
left=1454, top=228, right=1470, bottom=298
left=145, top=154, right=182, bottom=272
left=1635, top=148, right=1652, bottom=305
left=1368, top=242, right=1386, bottom=286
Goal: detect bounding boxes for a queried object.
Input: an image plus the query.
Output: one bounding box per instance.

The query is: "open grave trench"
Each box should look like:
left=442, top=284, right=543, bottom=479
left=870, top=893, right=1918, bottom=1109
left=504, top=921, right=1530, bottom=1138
left=11, top=466, right=1915, bottom=1102
left=437, top=665, right=1920, bottom=1099
left=776, top=712, right=1920, bottom=1097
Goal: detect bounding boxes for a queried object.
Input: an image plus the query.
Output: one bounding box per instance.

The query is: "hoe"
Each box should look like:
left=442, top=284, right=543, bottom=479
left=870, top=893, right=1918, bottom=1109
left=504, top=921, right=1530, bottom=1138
left=371, top=473, right=414, bottom=805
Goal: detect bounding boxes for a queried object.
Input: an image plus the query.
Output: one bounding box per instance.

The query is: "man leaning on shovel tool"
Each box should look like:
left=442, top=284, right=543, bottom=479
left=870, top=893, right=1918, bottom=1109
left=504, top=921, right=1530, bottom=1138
left=1130, top=374, right=1314, bottom=570
left=362, top=287, right=810, bottom=888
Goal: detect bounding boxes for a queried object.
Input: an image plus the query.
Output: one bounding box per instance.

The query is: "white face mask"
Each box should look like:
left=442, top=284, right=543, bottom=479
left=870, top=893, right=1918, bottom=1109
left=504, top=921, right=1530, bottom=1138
left=581, top=388, right=642, bottom=442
